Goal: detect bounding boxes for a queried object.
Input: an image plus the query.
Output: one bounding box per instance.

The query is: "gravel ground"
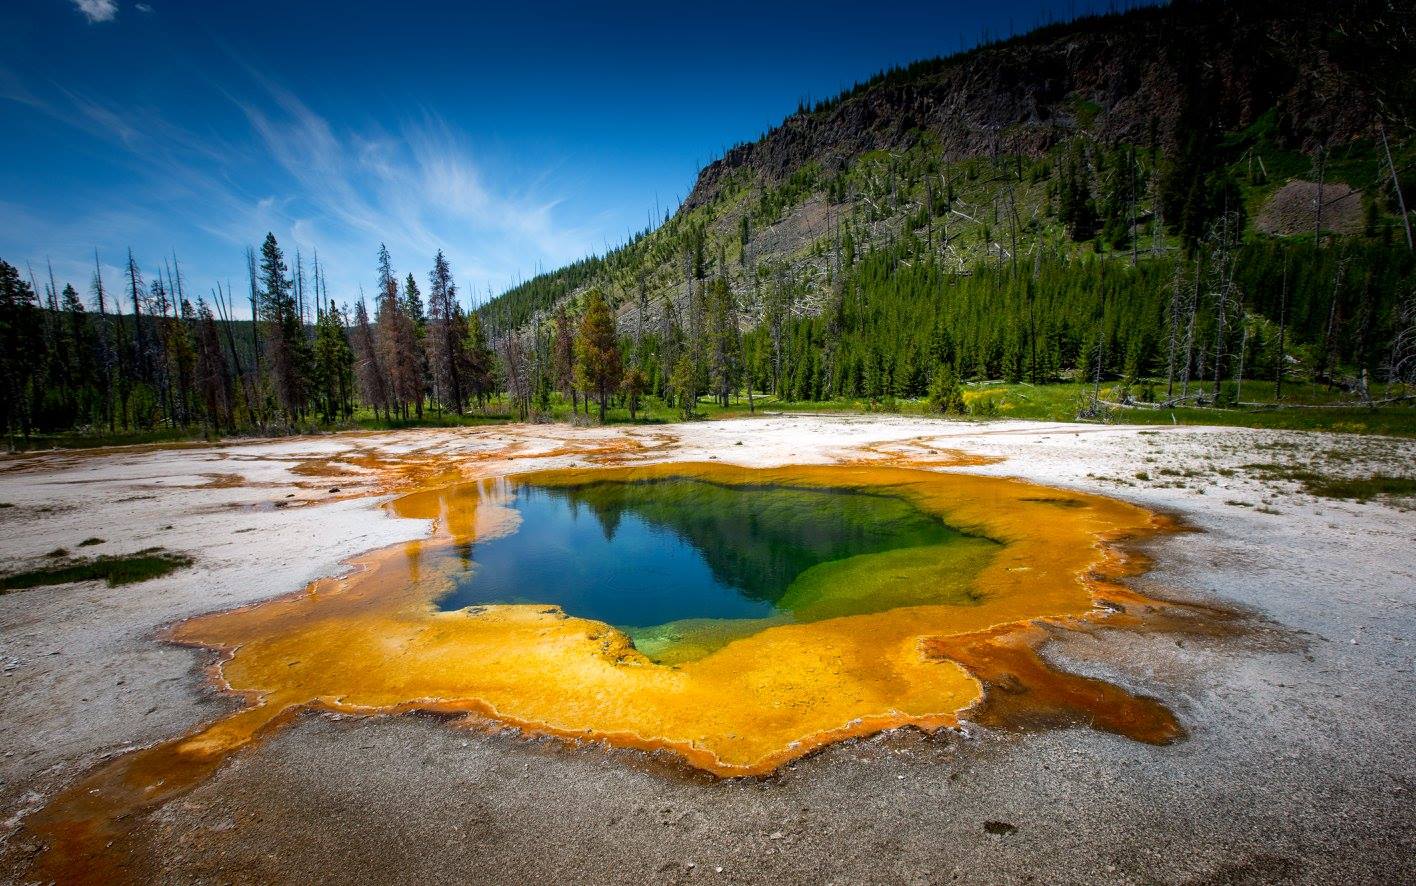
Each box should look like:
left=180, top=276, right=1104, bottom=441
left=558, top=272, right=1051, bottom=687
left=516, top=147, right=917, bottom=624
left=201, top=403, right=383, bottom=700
left=1, top=417, right=1413, bottom=884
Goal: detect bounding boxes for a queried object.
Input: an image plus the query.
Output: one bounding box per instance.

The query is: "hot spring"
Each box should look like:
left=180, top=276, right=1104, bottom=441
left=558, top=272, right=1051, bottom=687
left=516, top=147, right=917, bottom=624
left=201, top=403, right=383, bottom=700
left=437, top=477, right=1001, bottom=661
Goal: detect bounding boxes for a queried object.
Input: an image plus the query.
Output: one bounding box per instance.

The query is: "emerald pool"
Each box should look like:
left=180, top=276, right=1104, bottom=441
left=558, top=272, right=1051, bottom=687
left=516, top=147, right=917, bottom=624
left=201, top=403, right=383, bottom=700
left=439, top=479, right=1000, bottom=649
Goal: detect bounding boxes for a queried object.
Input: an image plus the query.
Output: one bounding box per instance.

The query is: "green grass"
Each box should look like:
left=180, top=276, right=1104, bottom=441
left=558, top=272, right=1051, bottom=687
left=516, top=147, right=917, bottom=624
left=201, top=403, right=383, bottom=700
left=1294, top=473, right=1416, bottom=501
left=0, top=548, right=193, bottom=592
left=9, top=427, right=211, bottom=452
left=350, top=409, right=516, bottom=430
left=1241, top=462, right=1416, bottom=502
left=13, top=380, right=1415, bottom=453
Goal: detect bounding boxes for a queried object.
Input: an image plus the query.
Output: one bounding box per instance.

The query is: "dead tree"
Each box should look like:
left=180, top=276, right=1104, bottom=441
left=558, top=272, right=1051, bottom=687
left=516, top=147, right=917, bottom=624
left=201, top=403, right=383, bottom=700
left=497, top=332, right=532, bottom=421
left=91, top=251, right=115, bottom=432
left=1387, top=289, right=1416, bottom=389
left=1165, top=259, right=1185, bottom=400
left=1378, top=120, right=1412, bottom=251
left=1275, top=255, right=1289, bottom=400
left=1313, top=142, right=1327, bottom=248
left=1180, top=255, right=1201, bottom=400
left=1235, top=313, right=1249, bottom=402
left=1208, top=210, right=1242, bottom=402
left=212, top=281, right=257, bottom=430
left=1316, top=256, right=1349, bottom=387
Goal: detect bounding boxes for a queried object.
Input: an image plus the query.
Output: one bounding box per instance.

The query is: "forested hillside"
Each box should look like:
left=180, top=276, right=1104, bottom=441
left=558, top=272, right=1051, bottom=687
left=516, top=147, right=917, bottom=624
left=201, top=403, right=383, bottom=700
left=2, top=0, right=1414, bottom=446
left=474, top=0, right=1415, bottom=419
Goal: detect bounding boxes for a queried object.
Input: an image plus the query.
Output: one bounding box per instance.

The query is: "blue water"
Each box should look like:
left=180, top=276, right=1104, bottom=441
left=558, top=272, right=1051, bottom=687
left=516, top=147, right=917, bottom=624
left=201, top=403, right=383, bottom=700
left=437, top=478, right=962, bottom=629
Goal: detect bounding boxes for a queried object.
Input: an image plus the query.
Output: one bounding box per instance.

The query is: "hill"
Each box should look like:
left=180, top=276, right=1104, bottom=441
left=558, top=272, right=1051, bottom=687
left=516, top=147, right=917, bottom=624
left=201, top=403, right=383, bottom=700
left=478, top=0, right=1413, bottom=349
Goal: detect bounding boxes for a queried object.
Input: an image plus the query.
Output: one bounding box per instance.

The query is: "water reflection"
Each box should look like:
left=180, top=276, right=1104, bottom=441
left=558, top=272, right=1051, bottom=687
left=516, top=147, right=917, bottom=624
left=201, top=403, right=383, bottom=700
left=437, top=478, right=979, bottom=628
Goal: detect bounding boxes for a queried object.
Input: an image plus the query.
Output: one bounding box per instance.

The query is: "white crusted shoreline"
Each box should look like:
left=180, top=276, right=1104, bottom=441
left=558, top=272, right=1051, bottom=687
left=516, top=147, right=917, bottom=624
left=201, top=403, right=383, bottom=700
left=1, top=416, right=1413, bottom=882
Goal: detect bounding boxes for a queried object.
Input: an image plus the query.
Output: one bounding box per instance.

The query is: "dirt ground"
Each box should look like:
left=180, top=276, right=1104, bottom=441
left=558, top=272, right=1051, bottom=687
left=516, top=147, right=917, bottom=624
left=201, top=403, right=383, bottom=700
left=1, top=416, right=1413, bottom=884
left=1255, top=179, right=1364, bottom=237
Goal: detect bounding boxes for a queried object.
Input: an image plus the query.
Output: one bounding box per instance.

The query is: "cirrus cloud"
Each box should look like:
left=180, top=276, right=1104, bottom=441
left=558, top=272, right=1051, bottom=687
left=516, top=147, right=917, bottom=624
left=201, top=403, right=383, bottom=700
left=71, top=0, right=118, bottom=24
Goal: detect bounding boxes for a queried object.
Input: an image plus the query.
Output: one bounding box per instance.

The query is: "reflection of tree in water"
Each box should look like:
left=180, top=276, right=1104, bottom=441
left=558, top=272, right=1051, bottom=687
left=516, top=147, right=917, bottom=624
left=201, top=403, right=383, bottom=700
left=532, top=479, right=960, bottom=603
left=454, top=540, right=475, bottom=571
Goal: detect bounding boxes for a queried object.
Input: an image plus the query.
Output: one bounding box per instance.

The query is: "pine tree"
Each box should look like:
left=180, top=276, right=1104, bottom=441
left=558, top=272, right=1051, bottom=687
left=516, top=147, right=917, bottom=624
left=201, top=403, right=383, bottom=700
left=258, top=233, right=310, bottom=426
left=463, top=312, right=496, bottom=410
left=91, top=254, right=116, bottom=432
left=927, top=365, right=965, bottom=414
left=193, top=299, right=232, bottom=433
left=669, top=354, right=698, bottom=419
left=403, top=272, right=428, bottom=418
left=0, top=261, right=42, bottom=442
left=706, top=278, right=741, bottom=407
left=351, top=297, right=389, bottom=420
left=312, top=299, right=354, bottom=423
left=170, top=298, right=198, bottom=426
left=374, top=245, right=420, bottom=420
left=59, top=283, right=93, bottom=426
left=622, top=366, right=648, bottom=420
left=125, top=249, right=149, bottom=388
left=551, top=306, right=578, bottom=413
left=425, top=250, right=466, bottom=414
left=574, top=289, right=622, bottom=422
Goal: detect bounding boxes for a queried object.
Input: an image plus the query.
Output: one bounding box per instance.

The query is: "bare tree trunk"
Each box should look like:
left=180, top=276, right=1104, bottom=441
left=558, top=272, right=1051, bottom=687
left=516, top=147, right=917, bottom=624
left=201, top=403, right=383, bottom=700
left=1379, top=120, right=1413, bottom=251
left=1317, top=257, right=1347, bottom=387
left=1235, top=315, right=1249, bottom=402
left=1129, top=152, right=1139, bottom=266
left=925, top=178, right=934, bottom=252
left=1314, top=143, right=1327, bottom=248
left=246, top=248, right=263, bottom=427
left=1166, top=260, right=1183, bottom=400
left=1275, top=256, right=1288, bottom=400
left=1028, top=278, right=1038, bottom=383
left=93, top=251, right=115, bottom=432
left=1181, top=256, right=1201, bottom=399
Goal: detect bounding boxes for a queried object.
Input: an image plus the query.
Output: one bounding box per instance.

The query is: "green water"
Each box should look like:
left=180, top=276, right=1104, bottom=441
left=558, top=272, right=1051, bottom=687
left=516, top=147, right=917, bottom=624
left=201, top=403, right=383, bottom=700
left=440, top=478, right=999, bottom=659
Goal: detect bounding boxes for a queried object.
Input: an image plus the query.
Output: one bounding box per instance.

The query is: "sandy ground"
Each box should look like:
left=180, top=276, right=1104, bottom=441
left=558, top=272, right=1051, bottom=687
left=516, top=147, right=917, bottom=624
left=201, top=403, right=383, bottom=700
left=0, top=415, right=1413, bottom=884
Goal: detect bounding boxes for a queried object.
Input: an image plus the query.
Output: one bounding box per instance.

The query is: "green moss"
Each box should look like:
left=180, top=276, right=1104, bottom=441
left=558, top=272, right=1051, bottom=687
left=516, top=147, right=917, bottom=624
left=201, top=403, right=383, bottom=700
left=0, top=548, right=193, bottom=592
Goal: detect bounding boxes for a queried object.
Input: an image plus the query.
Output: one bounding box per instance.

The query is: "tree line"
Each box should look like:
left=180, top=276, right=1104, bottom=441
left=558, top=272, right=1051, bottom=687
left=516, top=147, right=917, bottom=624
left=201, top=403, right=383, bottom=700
left=4, top=112, right=1414, bottom=445
left=0, top=235, right=506, bottom=444
left=3, top=217, right=1413, bottom=447
left=0, top=230, right=680, bottom=444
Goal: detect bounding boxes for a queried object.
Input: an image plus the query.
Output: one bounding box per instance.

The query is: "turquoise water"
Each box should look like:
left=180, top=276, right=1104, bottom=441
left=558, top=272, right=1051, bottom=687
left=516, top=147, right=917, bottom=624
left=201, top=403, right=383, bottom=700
left=438, top=478, right=972, bottom=629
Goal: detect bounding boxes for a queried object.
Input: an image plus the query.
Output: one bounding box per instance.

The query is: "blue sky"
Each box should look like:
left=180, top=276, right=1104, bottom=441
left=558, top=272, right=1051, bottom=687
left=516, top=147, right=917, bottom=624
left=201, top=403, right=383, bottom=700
left=1, top=0, right=1154, bottom=314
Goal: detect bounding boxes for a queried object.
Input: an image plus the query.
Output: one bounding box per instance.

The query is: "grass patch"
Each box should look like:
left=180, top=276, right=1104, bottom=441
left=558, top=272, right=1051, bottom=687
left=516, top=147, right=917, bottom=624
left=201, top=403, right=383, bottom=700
left=0, top=548, right=193, bottom=592
left=1297, top=473, right=1416, bottom=502
left=1242, top=462, right=1416, bottom=501
left=9, top=427, right=210, bottom=452
left=15, top=378, right=1416, bottom=453
left=78, top=537, right=104, bottom=546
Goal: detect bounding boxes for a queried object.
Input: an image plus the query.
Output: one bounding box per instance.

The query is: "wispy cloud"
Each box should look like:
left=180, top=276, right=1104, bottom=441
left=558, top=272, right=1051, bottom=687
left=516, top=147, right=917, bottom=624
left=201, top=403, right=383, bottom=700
left=227, top=71, right=596, bottom=302
left=3, top=56, right=597, bottom=313
left=71, top=0, right=118, bottom=24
